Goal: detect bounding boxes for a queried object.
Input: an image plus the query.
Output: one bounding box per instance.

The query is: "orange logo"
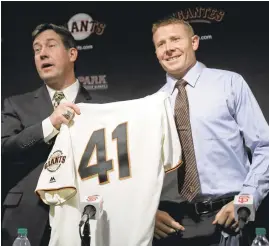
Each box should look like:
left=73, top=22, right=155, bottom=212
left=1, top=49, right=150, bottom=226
left=86, top=195, right=98, bottom=202
left=238, top=195, right=250, bottom=203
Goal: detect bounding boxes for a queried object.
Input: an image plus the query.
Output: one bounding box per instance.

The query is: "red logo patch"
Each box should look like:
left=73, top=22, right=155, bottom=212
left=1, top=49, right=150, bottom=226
left=86, top=195, right=98, bottom=202
left=238, top=195, right=250, bottom=203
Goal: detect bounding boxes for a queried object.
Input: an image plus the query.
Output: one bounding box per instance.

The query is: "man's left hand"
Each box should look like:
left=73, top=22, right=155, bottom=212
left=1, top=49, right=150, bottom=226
left=212, top=201, right=239, bottom=232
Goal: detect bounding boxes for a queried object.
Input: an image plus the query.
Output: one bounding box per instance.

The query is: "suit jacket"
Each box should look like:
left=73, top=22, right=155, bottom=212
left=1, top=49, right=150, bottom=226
left=1, top=84, right=114, bottom=246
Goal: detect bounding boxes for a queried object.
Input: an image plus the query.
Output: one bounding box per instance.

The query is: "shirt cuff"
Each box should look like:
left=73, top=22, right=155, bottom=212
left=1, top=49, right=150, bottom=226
left=42, top=117, right=59, bottom=143
left=239, top=185, right=260, bottom=211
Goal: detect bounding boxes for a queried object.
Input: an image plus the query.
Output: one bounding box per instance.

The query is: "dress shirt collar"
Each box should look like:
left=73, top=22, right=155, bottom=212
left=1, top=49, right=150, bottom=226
left=165, top=61, right=206, bottom=95
left=46, top=79, right=80, bottom=102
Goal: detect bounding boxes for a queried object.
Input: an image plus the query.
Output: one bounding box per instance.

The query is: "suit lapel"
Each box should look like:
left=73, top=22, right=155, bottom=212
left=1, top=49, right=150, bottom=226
left=34, top=85, right=54, bottom=119
left=75, top=85, right=92, bottom=103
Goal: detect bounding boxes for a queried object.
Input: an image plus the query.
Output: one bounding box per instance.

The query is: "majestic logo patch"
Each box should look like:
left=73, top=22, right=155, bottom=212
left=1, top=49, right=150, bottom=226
left=49, top=176, right=56, bottom=183
left=44, top=150, right=66, bottom=172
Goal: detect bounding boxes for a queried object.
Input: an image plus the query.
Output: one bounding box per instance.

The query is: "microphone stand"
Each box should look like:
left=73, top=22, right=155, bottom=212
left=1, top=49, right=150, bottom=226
left=79, top=205, right=96, bottom=246
left=238, top=208, right=251, bottom=246
left=239, top=226, right=247, bottom=246
left=80, top=218, right=91, bottom=246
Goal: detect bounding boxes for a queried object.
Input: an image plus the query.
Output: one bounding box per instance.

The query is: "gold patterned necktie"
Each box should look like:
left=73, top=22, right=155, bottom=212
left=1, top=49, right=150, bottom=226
left=52, top=91, right=65, bottom=109
left=174, top=79, right=200, bottom=202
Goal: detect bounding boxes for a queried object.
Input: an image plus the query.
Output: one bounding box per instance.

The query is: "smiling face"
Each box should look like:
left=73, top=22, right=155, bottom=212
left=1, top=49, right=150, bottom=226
left=33, top=29, right=77, bottom=88
left=153, top=23, right=199, bottom=79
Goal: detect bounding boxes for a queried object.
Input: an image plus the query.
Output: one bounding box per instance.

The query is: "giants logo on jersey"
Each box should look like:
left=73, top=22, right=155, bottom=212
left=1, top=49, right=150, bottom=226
left=44, top=150, right=66, bottom=172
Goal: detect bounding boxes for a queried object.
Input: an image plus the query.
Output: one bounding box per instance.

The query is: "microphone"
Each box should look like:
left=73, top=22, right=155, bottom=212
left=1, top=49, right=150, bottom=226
left=234, top=194, right=255, bottom=229
left=79, top=205, right=96, bottom=227
left=79, top=195, right=103, bottom=227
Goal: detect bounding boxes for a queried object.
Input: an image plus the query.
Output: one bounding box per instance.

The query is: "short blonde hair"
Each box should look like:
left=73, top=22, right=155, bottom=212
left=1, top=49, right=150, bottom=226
left=152, top=17, right=195, bottom=36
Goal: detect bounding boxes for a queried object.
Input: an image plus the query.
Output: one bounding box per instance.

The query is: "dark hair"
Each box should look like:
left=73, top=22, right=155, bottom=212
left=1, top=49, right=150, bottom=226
left=32, top=23, right=76, bottom=49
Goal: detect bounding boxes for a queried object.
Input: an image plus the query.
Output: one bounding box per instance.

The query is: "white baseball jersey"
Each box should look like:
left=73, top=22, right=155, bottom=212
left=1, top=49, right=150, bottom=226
left=36, top=92, right=182, bottom=246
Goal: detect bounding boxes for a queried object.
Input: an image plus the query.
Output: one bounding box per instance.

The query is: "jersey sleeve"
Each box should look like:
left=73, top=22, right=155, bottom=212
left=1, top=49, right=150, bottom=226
left=162, top=95, right=183, bottom=172
left=35, top=124, right=77, bottom=205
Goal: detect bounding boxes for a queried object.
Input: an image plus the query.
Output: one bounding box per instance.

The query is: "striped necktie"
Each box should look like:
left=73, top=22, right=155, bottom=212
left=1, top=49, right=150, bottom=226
left=52, top=91, right=65, bottom=109
left=174, top=79, right=201, bottom=202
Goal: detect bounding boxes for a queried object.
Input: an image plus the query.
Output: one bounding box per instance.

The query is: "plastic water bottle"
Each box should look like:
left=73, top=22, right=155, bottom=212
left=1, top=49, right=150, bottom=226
left=251, top=228, right=269, bottom=246
left=12, top=228, right=31, bottom=246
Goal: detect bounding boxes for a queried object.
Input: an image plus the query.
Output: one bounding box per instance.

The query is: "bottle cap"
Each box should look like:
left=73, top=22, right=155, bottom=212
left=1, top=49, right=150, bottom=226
left=256, top=228, right=266, bottom=236
left=18, top=228, right=28, bottom=236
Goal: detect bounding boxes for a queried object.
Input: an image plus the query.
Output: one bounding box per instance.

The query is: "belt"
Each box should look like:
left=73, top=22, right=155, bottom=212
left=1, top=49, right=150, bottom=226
left=185, top=196, right=234, bottom=215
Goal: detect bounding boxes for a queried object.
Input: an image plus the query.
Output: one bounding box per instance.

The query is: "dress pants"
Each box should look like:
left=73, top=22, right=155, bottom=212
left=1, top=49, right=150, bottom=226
left=152, top=201, right=254, bottom=246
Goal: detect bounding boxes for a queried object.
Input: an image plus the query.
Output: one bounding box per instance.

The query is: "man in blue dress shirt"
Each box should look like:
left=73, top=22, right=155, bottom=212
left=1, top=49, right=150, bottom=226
left=152, top=17, right=269, bottom=246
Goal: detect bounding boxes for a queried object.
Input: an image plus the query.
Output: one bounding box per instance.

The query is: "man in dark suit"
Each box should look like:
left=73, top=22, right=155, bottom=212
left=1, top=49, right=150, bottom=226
left=2, top=23, right=113, bottom=246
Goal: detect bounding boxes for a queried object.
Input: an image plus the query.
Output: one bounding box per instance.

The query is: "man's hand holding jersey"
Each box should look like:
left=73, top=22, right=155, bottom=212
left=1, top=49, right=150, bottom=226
left=49, top=102, right=80, bottom=130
